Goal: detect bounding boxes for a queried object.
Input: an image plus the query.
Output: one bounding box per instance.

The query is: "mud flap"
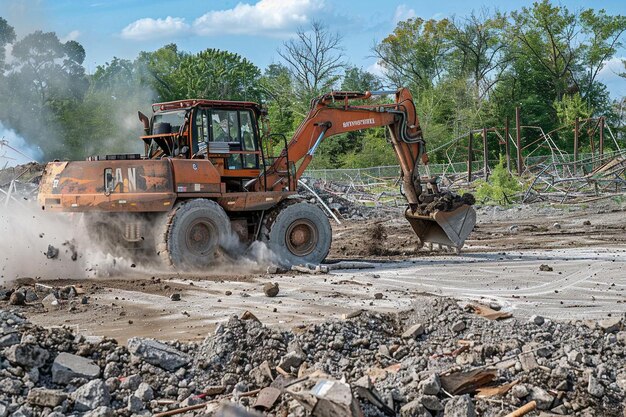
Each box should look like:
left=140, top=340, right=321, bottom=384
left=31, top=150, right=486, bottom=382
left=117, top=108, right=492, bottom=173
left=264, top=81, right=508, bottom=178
left=405, top=204, right=476, bottom=250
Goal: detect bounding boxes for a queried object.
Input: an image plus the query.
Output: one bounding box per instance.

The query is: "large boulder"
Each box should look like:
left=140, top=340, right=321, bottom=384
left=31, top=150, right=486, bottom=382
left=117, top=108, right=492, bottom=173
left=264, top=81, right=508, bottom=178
left=127, top=338, right=190, bottom=371
left=52, top=352, right=101, bottom=385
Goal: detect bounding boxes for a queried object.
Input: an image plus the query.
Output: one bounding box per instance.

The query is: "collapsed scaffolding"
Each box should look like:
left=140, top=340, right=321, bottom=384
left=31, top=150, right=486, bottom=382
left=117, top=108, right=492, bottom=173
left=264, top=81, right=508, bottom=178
left=304, top=109, right=626, bottom=208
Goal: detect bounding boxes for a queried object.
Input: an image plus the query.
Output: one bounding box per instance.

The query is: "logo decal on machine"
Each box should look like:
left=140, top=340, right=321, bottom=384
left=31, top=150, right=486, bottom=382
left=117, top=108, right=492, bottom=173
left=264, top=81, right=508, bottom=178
left=114, top=168, right=137, bottom=192
left=342, top=118, right=376, bottom=128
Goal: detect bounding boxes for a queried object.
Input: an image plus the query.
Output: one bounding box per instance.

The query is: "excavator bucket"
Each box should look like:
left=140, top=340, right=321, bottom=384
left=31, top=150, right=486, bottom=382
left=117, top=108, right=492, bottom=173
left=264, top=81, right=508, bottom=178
left=405, top=205, right=476, bottom=251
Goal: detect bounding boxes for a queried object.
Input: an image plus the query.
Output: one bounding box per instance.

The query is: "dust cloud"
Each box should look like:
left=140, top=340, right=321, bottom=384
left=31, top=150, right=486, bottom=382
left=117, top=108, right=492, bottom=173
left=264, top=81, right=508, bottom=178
left=0, top=204, right=86, bottom=283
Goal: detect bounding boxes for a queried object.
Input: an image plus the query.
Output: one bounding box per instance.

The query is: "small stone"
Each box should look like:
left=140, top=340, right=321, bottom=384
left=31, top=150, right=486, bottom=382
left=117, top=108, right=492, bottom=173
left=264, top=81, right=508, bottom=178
left=420, top=374, right=441, bottom=395
left=422, top=395, right=443, bottom=411
left=263, top=282, right=279, bottom=297
left=451, top=321, right=466, bottom=333
left=225, top=291, right=232, bottom=296
left=170, top=293, right=181, bottom=301
left=27, top=388, right=67, bottom=407
left=530, top=315, right=545, bottom=325
left=135, top=382, right=154, bottom=402
left=46, top=245, right=59, bottom=259
left=120, top=374, right=142, bottom=391
left=529, top=386, right=554, bottom=410
left=83, top=406, right=114, bottom=417
left=42, top=293, right=59, bottom=307
left=0, top=332, right=20, bottom=347
left=587, top=376, right=605, bottom=398
left=443, top=394, right=475, bottom=417
left=127, top=395, right=144, bottom=413
left=400, top=399, right=431, bottom=417
left=9, top=291, right=25, bottom=305
left=402, top=323, right=425, bottom=339
left=599, top=317, right=622, bottom=333
left=374, top=292, right=383, bottom=299
left=278, top=351, right=305, bottom=371
left=519, top=352, right=539, bottom=371
left=511, top=384, right=529, bottom=398
left=539, top=264, right=553, bottom=272
left=583, top=220, right=591, bottom=226
left=567, top=350, right=582, bottom=365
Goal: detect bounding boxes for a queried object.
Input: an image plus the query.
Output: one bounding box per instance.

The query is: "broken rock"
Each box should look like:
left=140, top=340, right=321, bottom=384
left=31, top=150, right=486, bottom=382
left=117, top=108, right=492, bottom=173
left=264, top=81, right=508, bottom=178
left=46, top=244, right=59, bottom=259
left=402, top=323, right=425, bottom=339
left=443, top=394, right=475, bottom=417
left=263, top=282, right=279, bottom=297
left=9, top=291, right=25, bottom=306
left=72, top=379, right=111, bottom=412
left=52, top=352, right=101, bottom=384
left=420, top=373, right=441, bottom=395
left=127, top=337, right=190, bottom=371
left=5, top=343, right=49, bottom=368
left=27, top=388, right=67, bottom=407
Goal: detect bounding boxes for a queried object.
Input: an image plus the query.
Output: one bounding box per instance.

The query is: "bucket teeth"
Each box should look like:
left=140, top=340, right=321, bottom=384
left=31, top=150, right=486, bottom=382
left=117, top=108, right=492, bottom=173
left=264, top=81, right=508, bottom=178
left=405, top=205, right=476, bottom=250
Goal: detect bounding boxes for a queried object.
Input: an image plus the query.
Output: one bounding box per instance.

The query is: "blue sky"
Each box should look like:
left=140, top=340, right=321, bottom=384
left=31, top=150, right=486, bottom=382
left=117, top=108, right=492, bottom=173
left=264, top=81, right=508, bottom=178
left=1, top=0, right=625, bottom=96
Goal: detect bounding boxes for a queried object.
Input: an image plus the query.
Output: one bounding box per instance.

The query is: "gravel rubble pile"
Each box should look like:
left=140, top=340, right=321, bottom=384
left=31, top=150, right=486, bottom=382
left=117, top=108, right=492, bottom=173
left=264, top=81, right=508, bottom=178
left=1, top=298, right=625, bottom=417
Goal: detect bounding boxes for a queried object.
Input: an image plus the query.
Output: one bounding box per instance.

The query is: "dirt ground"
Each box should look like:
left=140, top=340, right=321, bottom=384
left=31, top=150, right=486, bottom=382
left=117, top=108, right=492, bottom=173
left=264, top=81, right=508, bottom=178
left=3, top=198, right=626, bottom=344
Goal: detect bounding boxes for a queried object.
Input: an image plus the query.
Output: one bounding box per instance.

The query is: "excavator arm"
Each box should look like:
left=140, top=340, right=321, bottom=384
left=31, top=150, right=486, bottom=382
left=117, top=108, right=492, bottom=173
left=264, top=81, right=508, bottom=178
left=260, top=88, right=476, bottom=250
left=261, top=89, right=424, bottom=205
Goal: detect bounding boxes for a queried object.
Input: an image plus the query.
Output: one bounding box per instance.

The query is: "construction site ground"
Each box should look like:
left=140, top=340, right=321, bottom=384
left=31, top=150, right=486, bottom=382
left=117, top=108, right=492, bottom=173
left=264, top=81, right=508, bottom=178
left=14, top=198, right=626, bottom=344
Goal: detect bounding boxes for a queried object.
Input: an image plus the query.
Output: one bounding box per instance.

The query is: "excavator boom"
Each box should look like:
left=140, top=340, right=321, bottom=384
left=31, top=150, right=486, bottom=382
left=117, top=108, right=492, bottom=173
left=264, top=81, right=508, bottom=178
left=262, top=88, right=476, bottom=250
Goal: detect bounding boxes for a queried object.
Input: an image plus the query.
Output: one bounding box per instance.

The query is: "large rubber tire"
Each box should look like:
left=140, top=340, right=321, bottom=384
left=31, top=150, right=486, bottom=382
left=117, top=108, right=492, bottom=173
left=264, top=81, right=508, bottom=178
left=158, top=199, right=231, bottom=270
left=262, top=201, right=332, bottom=267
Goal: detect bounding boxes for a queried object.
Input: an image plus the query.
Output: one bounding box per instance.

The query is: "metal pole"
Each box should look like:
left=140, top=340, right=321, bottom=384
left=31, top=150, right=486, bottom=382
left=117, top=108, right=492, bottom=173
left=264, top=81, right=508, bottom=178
left=482, top=127, right=489, bottom=181
left=505, top=116, right=511, bottom=173
left=467, top=131, right=473, bottom=183
left=574, top=117, right=579, bottom=175
left=516, top=106, right=522, bottom=175
left=599, top=116, right=604, bottom=158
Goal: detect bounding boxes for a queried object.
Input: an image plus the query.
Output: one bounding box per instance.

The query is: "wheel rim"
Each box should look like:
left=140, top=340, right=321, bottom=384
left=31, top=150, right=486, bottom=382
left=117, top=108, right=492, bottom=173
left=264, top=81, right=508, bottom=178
left=285, top=219, right=318, bottom=256
left=185, top=219, right=218, bottom=256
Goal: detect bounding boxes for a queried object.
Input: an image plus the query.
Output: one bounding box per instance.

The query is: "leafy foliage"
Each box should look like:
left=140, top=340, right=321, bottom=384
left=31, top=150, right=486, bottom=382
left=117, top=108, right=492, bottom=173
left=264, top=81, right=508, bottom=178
left=0, top=3, right=623, bottom=167
left=475, top=157, right=523, bottom=204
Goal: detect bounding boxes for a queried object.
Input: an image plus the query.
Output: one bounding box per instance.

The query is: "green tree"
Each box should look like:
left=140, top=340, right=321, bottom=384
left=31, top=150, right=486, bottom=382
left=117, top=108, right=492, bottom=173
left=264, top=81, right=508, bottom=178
left=0, top=17, right=16, bottom=69
left=374, top=17, right=452, bottom=91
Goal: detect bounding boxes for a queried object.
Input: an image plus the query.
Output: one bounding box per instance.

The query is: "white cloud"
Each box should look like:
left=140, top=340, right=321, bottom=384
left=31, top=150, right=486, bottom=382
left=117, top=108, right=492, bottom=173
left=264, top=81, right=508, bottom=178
left=393, top=4, right=416, bottom=24
left=120, top=16, right=190, bottom=41
left=119, top=0, right=323, bottom=41
left=597, top=57, right=625, bottom=98
left=60, top=30, right=80, bottom=43
left=193, top=0, right=323, bottom=36
left=367, top=61, right=386, bottom=77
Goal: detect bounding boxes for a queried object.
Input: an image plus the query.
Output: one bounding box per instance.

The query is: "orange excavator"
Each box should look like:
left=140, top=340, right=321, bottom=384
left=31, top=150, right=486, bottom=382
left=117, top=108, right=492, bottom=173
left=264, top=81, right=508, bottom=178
left=37, top=88, right=475, bottom=268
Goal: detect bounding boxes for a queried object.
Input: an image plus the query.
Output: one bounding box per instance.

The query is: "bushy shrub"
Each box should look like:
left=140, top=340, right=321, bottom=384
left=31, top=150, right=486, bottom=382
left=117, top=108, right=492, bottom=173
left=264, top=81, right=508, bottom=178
left=475, top=156, right=522, bottom=204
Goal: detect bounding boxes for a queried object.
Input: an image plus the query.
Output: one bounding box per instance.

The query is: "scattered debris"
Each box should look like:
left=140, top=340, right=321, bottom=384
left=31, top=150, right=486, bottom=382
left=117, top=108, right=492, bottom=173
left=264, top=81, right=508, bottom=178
left=263, top=282, right=280, bottom=297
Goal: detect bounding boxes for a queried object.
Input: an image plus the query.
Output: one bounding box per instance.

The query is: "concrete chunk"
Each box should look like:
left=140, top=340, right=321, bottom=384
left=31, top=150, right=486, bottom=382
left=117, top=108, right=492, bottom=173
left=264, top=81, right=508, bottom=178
left=5, top=343, right=49, bottom=368
left=127, top=338, right=190, bottom=371
left=72, top=379, right=111, bottom=411
left=27, top=388, right=67, bottom=407
left=402, top=323, right=425, bottom=339
left=52, top=352, right=101, bottom=384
